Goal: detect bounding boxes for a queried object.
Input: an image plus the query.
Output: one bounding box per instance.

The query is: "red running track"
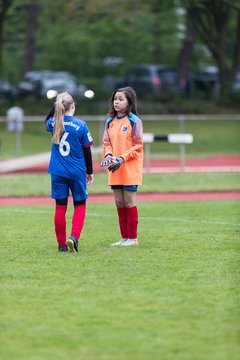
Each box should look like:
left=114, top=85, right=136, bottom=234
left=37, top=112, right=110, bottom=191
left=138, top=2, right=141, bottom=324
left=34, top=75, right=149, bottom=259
left=1, top=155, right=240, bottom=205
left=1, top=191, right=240, bottom=206
left=3, top=155, right=240, bottom=174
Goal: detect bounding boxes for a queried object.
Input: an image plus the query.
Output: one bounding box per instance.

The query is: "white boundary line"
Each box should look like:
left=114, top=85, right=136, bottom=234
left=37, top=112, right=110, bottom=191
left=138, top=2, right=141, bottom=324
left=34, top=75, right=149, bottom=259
left=2, top=208, right=239, bottom=228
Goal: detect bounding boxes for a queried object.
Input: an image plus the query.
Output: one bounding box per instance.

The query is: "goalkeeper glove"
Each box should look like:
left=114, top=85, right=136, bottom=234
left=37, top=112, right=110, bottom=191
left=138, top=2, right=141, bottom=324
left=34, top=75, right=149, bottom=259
left=108, top=157, right=124, bottom=173
left=100, top=155, right=112, bottom=166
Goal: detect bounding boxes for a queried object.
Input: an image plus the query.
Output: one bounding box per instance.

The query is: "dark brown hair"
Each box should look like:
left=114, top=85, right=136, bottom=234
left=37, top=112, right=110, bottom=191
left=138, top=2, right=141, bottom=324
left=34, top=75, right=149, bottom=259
left=107, top=86, right=138, bottom=117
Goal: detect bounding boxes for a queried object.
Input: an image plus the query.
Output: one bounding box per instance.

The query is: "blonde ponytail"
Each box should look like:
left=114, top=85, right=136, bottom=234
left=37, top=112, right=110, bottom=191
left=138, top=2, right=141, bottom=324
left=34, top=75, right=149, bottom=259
left=52, top=92, right=74, bottom=144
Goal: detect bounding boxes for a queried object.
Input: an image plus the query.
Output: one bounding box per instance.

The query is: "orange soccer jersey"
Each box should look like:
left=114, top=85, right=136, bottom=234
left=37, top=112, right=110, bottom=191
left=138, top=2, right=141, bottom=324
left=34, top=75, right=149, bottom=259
left=102, top=113, right=143, bottom=185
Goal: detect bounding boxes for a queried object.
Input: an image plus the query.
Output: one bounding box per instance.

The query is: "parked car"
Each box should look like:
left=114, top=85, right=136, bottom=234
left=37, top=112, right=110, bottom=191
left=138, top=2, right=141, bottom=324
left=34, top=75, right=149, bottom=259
left=232, top=71, right=240, bottom=92
left=192, top=66, right=219, bottom=95
left=192, top=65, right=240, bottom=95
left=0, top=79, right=16, bottom=101
left=18, top=70, right=88, bottom=99
left=115, top=64, right=187, bottom=97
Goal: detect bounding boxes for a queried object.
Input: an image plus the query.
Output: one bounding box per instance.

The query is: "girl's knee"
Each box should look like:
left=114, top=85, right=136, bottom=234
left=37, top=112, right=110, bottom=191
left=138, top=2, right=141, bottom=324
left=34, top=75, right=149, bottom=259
left=125, top=201, right=136, bottom=208
left=115, top=199, right=125, bottom=208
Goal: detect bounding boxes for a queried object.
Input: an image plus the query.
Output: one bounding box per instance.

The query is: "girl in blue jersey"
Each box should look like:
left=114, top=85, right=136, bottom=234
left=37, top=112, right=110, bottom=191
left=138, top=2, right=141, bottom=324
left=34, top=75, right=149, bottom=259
left=45, top=92, right=94, bottom=253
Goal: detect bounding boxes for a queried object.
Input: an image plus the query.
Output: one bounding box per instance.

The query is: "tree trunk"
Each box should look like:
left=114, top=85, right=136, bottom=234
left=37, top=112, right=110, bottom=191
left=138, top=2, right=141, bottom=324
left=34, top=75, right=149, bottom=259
left=177, top=7, right=196, bottom=95
left=187, top=0, right=238, bottom=100
left=233, top=11, right=240, bottom=75
left=22, top=1, right=38, bottom=75
left=0, top=0, right=14, bottom=74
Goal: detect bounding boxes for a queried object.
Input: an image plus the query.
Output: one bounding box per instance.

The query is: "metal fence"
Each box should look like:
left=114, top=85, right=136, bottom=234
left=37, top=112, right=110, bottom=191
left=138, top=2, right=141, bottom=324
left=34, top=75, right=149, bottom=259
left=1, top=113, right=240, bottom=145
left=1, top=113, right=239, bottom=171
left=1, top=114, right=240, bottom=123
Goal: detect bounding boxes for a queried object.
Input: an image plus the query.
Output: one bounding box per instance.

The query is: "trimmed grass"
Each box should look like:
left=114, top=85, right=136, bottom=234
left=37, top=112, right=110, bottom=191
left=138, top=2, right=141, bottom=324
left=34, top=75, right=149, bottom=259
left=0, top=119, right=240, bottom=159
left=0, top=201, right=239, bottom=360
left=0, top=172, right=240, bottom=196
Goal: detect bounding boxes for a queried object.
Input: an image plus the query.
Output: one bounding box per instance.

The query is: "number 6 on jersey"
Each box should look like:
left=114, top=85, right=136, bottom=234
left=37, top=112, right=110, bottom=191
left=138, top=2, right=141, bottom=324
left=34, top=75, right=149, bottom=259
left=59, top=132, right=70, bottom=156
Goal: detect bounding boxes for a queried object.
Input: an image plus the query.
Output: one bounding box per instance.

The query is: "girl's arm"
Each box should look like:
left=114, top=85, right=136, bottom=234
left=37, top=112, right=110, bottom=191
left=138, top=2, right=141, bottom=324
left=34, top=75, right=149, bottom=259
left=45, top=106, right=55, bottom=124
left=102, top=123, right=113, bottom=157
left=83, top=146, right=93, bottom=175
left=121, top=120, right=143, bottom=161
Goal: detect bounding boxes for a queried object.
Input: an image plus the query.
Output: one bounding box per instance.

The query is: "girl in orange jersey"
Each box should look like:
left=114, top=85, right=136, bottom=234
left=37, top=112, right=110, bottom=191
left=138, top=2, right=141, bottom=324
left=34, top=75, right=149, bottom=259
left=101, top=87, right=143, bottom=246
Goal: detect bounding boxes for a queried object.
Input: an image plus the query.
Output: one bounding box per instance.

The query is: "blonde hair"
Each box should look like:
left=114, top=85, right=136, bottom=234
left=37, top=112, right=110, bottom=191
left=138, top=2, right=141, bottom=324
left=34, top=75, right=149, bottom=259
left=52, top=92, right=74, bottom=144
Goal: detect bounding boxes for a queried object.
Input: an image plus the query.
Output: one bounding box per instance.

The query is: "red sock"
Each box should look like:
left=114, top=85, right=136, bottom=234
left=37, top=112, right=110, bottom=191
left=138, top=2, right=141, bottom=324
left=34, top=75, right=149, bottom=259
left=126, top=206, right=138, bottom=239
left=71, top=205, right=86, bottom=240
left=117, top=207, right=128, bottom=239
left=54, top=205, right=67, bottom=246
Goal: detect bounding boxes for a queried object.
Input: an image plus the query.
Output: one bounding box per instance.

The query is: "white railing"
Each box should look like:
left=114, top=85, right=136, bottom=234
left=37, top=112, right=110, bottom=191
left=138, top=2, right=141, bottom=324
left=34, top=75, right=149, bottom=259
left=1, top=114, right=240, bottom=123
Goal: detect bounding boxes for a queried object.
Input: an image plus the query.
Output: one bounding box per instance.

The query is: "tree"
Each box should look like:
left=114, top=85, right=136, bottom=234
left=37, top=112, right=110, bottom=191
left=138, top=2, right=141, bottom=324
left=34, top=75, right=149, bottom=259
left=177, top=7, right=196, bottom=87
left=2, top=0, right=183, bottom=84
left=183, top=0, right=240, bottom=98
left=22, top=0, right=38, bottom=74
left=0, top=0, right=14, bottom=74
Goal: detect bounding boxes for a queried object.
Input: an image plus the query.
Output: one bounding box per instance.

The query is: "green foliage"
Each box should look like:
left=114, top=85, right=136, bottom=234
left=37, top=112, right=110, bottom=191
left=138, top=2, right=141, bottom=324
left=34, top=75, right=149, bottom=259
left=183, top=0, right=240, bottom=101
left=1, top=0, right=240, bottom=108
left=0, top=201, right=239, bottom=359
left=2, top=0, right=181, bottom=84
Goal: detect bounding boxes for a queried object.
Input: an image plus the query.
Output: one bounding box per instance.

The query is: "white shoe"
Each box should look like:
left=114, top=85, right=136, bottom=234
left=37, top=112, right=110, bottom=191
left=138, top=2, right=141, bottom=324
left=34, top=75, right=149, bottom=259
left=111, top=238, right=127, bottom=246
left=121, top=238, right=139, bottom=246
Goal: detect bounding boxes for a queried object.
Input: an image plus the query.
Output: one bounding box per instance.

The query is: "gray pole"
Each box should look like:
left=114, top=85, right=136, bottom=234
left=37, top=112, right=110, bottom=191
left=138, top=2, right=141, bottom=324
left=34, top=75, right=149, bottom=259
left=178, top=115, right=186, bottom=172
left=16, top=128, right=21, bottom=157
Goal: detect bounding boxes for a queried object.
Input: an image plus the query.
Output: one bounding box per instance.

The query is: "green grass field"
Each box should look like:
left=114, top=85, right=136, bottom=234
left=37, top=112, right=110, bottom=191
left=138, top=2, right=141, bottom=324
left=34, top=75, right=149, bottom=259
left=1, top=172, right=240, bottom=196
left=0, top=201, right=239, bottom=360
left=1, top=119, right=240, bottom=159
left=0, top=115, right=239, bottom=359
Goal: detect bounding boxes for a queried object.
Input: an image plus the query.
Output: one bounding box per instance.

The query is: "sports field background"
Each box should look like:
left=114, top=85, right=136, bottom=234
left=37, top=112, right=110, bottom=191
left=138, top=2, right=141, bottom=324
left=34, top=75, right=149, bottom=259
left=1, top=201, right=239, bottom=360
left=0, top=117, right=239, bottom=359
left=1, top=118, right=240, bottom=159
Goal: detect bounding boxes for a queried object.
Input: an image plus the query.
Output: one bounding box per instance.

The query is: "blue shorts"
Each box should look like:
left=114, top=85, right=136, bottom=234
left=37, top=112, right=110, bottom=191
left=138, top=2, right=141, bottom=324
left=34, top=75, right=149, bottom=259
left=111, top=185, right=138, bottom=192
left=51, top=174, right=88, bottom=201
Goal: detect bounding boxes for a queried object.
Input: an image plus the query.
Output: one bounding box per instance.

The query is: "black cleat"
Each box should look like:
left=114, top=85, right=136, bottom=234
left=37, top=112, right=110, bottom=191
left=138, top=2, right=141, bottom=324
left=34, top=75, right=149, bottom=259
left=58, top=246, right=68, bottom=252
left=67, top=236, right=78, bottom=253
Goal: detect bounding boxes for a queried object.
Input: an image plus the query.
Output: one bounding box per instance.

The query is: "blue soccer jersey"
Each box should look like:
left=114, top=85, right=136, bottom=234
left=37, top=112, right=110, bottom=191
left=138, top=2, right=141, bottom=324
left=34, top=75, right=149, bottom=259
left=46, top=115, right=94, bottom=180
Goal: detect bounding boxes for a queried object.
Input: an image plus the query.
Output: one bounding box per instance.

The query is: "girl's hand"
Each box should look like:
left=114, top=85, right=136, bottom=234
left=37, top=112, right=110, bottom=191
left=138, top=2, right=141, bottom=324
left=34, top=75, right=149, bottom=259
left=86, top=174, right=94, bottom=184
left=108, top=157, right=124, bottom=173
left=100, top=155, right=112, bottom=166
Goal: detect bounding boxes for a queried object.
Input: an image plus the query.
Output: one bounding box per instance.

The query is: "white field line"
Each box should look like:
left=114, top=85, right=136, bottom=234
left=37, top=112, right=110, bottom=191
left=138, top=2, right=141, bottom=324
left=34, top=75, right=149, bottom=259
left=142, top=216, right=240, bottom=227
left=2, top=208, right=238, bottom=227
